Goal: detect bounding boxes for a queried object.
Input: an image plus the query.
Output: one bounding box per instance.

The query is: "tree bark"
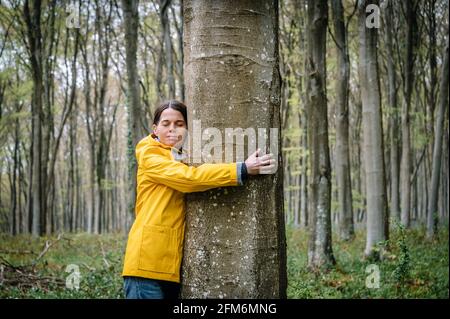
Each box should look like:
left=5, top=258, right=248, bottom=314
left=427, top=40, right=449, bottom=238
left=358, top=0, right=388, bottom=258
left=384, top=0, right=400, bottom=222
left=305, top=0, right=335, bottom=268
left=300, top=109, right=308, bottom=229
left=181, top=0, right=286, bottom=298
left=171, top=0, right=185, bottom=100
left=121, top=0, right=146, bottom=231
left=331, top=0, right=354, bottom=241
left=160, top=0, right=176, bottom=98
left=23, top=0, right=43, bottom=236
left=400, top=0, right=416, bottom=228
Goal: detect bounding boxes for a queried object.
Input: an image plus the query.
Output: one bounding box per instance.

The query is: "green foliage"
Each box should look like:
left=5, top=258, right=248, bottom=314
left=287, top=226, right=449, bottom=298
left=0, top=226, right=448, bottom=299
left=391, top=223, right=411, bottom=284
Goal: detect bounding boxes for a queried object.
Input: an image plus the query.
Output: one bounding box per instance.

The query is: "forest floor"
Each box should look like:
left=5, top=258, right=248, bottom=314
left=287, top=224, right=449, bottom=298
left=0, top=225, right=448, bottom=298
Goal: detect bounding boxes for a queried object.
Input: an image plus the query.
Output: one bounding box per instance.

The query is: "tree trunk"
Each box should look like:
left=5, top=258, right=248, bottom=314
left=121, top=0, right=146, bottom=231
left=331, top=0, right=354, bottom=241
left=358, top=0, right=388, bottom=258
left=23, top=0, right=44, bottom=236
left=305, top=0, right=335, bottom=268
left=299, top=106, right=308, bottom=229
left=171, top=0, right=185, bottom=100
left=160, top=0, right=176, bottom=97
left=427, top=40, right=449, bottom=238
left=42, top=1, right=58, bottom=235
left=68, top=108, right=76, bottom=232
left=10, top=118, right=19, bottom=235
left=384, top=0, right=400, bottom=222
left=181, top=0, right=286, bottom=298
left=293, top=173, right=300, bottom=227
left=400, top=0, right=416, bottom=228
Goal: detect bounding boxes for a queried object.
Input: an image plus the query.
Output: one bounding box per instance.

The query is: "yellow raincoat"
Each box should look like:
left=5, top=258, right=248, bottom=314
left=122, top=134, right=241, bottom=283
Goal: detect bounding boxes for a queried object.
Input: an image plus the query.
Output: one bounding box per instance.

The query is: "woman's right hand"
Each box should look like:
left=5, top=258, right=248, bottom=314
left=244, top=149, right=277, bottom=175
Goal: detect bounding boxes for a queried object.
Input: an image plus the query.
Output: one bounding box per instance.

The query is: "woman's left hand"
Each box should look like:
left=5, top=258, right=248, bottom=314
left=245, top=149, right=277, bottom=175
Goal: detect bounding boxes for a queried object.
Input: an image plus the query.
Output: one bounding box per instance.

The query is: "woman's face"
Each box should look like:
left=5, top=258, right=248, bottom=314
left=153, top=108, right=187, bottom=147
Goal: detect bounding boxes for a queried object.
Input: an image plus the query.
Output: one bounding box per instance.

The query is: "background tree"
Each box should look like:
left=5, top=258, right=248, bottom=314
left=357, top=0, right=388, bottom=258
left=121, top=0, right=146, bottom=230
left=427, top=40, right=449, bottom=238
left=23, top=0, right=45, bottom=236
left=305, top=0, right=335, bottom=268
left=400, top=0, right=418, bottom=228
left=383, top=0, right=400, bottom=222
left=331, top=0, right=354, bottom=241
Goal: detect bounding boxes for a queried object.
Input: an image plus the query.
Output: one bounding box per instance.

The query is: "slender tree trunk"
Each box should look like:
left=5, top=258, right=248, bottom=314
left=385, top=0, right=400, bottom=222
left=331, top=0, right=354, bottom=241
left=426, top=0, right=438, bottom=175
left=284, top=153, right=291, bottom=222
left=10, top=119, right=19, bottom=235
left=121, top=0, right=145, bottom=231
left=427, top=41, right=449, bottom=238
left=170, top=0, right=185, bottom=100
left=160, top=0, right=176, bottom=97
left=299, top=103, right=308, bottom=229
left=181, top=0, right=286, bottom=298
left=42, top=1, right=58, bottom=235
left=75, top=134, right=81, bottom=231
left=18, top=140, right=24, bottom=234
left=293, top=173, right=300, bottom=227
left=155, top=39, right=164, bottom=100
left=400, top=0, right=416, bottom=228
left=421, top=163, right=428, bottom=224
left=358, top=0, right=388, bottom=258
left=23, top=0, right=43, bottom=236
left=442, top=130, right=449, bottom=225
left=351, top=95, right=363, bottom=226
left=305, top=0, right=335, bottom=268
left=69, top=110, right=75, bottom=232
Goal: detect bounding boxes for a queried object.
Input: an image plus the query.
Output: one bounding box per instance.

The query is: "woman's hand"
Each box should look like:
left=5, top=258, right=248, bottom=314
left=244, top=149, right=277, bottom=175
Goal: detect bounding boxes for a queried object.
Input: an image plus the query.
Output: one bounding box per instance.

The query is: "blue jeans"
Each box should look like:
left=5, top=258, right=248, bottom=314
left=123, top=276, right=180, bottom=299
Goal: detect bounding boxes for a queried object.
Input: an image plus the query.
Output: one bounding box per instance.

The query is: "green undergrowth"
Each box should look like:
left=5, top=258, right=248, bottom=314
left=0, top=225, right=448, bottom=299
left=287, top=225, right=449, bottom=298
left=0, top=232, right=126, bottom=298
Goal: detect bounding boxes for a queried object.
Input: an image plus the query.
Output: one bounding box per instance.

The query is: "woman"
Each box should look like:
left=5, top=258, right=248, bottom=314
left=122, top=100, right=275, bottom=299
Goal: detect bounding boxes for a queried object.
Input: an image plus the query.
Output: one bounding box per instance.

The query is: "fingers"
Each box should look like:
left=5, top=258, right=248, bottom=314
left=250, top=148, right=261, bottom=158
left=257, top=159, right=275, bottom=167
left=255, top=154, right=274, bottom=166
left=245, top=151, right=276, bottom=174
left=259, top=154, right=274, bottom=162
left=248, top=150, right=273, bottom=161
left=259, top=163, right=277, bottom=174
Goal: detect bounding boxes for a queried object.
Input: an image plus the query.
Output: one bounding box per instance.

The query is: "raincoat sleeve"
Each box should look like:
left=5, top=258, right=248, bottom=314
left=141, top=154, right=242, bottom=193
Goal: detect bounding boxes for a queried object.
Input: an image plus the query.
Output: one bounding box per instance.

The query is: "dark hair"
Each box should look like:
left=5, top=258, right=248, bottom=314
left=153, top=100, right=188, bottom=127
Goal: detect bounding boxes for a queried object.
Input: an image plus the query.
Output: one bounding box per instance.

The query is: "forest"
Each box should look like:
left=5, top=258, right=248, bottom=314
left=0, top=0, right=448, bottom=299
